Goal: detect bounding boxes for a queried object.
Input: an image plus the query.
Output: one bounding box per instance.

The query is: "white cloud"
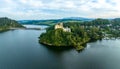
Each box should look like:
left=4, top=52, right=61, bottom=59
left=0, top=0, right=120, bottom=19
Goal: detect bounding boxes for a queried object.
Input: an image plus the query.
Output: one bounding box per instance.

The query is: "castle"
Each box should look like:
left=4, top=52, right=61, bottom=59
left=54, top=23, right=71, bottom=32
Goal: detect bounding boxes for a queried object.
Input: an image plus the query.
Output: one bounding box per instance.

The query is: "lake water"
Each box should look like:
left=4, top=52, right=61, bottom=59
left=0, top=25, right=120, bottom=69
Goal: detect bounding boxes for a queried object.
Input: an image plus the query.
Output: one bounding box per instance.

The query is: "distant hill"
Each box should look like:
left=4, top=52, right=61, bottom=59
left=18, top=17, right=93, bottom=26
left=112, top=18, right=120, bottom=23
left=63, top=17, right=94, bottom=21
left=18, top=17, right=120, bottom=26
left=0, top=17, right=25, bottom=32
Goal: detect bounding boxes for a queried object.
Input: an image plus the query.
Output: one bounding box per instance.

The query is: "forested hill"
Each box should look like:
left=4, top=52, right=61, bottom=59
left=18, top=18, right=120, bottom=26
left=0, top=17, right=25, bottom=32
left=39, top=18, right=120, bottom=51
left=18, top=17, right=93, bottom=26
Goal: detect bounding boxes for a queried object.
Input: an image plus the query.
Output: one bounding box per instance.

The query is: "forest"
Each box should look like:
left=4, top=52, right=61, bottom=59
left=0, top=17, right=24, bottom=32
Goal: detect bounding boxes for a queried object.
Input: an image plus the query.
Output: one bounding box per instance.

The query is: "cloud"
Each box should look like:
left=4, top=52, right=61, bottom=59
left=0, top=0, right=120, bottom=19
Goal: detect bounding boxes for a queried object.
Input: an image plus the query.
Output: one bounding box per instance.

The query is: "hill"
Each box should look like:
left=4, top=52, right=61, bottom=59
left=39, top=18, right=120, bottom=51
left=0, top=17, right=25, bottom=32
left=63, top=17, right=94, bottom=21
left=18, top=17, right=93, bottom=26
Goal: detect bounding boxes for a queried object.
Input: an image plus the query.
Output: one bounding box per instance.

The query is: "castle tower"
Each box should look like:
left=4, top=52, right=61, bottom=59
left=55, top=23, right=64, bottom=29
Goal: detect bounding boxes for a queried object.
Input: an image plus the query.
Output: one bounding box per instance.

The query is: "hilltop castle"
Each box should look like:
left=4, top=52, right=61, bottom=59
left=54, top=23, right=71, bottom=32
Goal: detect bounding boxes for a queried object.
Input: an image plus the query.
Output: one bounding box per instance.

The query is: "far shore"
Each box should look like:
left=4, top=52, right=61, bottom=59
left=9, top=27, right=41, bottom=30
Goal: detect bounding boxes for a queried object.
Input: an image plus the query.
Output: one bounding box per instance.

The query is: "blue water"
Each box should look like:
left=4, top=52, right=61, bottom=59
left=0, top=25, right=120, bottom=69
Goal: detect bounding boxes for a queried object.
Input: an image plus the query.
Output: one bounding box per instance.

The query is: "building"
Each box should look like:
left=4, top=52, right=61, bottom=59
left=54, top=23, right=71, bottom=32
left=64, top=27, right=71, bottom=32
left=54, top=23, right=64, bottom=29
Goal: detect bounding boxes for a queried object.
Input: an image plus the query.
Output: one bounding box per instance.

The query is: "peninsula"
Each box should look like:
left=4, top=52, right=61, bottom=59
left=39, top=18, right=120, bottom=50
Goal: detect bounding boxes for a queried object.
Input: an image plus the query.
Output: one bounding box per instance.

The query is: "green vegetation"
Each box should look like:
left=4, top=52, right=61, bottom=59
left=39, top=18, right=120, bottom=51
left=0, top=17, right=25, bottom=32
left=18, top=17, right=93, bottom=26
left=18, top=19, right=83, bottom=26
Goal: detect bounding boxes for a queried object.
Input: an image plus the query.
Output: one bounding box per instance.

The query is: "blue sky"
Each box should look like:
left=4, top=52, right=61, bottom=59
left=0, top=0, right=120, bottom=20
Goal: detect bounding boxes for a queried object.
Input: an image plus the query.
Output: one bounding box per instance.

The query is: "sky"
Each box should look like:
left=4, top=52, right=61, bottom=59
left=0, top=0, right=120, bottom=20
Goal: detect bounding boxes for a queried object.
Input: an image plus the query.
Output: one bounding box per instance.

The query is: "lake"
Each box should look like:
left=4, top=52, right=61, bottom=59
left=0, top=25, right=120, bottom=69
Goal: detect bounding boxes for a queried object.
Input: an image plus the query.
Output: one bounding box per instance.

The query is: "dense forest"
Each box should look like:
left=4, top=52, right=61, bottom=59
left=0, top=17, right=25, bottom=32
left=39, top=18, right=120, bottom=50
